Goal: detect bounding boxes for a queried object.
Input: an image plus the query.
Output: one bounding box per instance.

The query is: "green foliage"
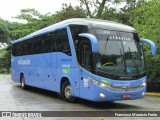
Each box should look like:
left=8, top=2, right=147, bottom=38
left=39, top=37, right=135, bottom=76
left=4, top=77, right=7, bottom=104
left=9, top=22, right=30, bottom=39
left=0, top=18, right=10, bottom=42
left=129, top=0, right=160, bottom=81
left=0, top=18, right=10, bottom=73
left=8, top=6, right=87, bottom=40
left=55, top=4, right=87, bottom=21
left=0, top=47, right=10, bottom=73
left=15, top=8, right=43, bottom=22
left=0, top=48, right=7, bottom=57
left=9, top=8, right=57, bottom=39
left=131, top=0, right=160, bottom=40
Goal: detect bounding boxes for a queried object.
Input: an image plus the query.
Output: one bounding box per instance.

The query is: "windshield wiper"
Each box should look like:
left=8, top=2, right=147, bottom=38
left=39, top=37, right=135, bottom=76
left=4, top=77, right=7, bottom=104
left=120, top=49, right=124, bottom=66
left=120, top=40, right=127, bottom=74
left=128, top=47, right=139, bottom=75
left=134, top=61, right=139, bottom=75
left=105, top=38, right=109, bottom=54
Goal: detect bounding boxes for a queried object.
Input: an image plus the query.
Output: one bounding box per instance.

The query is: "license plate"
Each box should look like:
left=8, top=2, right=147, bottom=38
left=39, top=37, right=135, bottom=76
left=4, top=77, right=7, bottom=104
left=123, top=94, right=131, bottom=98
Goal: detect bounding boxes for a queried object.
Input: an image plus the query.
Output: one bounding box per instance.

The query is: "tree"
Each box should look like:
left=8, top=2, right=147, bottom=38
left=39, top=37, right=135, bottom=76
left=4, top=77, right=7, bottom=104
left=8, top=9, right=55, bottom=39
left=9, top=5, right=87, bottom=39
left=55, top=4, right=87, bottom=21
left=130, top=0, right=160, bottom=40
left=80, top=0, right=111, bottom=18
left=0, top=18, right=10, bottom=43
left=129, top=0, right=160, bottom=81
left=79, top=0, right=136, bottom=19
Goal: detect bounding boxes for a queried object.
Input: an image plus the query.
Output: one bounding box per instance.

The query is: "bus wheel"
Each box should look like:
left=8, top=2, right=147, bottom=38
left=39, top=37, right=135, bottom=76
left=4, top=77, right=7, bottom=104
left=61, top=81, right=76, bottom=102
left=20, top=75, right=27, bottom=89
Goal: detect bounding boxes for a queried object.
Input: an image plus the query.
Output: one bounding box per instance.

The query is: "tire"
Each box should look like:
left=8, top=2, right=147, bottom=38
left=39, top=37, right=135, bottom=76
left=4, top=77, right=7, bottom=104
left=20, top=74, right=27, bottom=90
left=61, top=81, right=76, bottom=102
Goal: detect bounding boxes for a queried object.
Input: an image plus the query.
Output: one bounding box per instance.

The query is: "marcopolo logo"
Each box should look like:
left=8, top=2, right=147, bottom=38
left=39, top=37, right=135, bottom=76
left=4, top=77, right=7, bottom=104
left=113, top=83, right=130, bottom=87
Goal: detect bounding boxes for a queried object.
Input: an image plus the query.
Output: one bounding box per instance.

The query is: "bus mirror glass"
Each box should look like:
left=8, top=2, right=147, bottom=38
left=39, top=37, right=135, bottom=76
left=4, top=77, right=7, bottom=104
left=140, top=38, right=156, bottom=56
left=79, top=33, right=98, bottom=52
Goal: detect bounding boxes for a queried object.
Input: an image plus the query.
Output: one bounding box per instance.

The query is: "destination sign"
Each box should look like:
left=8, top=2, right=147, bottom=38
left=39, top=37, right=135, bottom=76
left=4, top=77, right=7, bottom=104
left=94, top=28, right=134, bottom=41
left=109, top=35, right=131, bottom=41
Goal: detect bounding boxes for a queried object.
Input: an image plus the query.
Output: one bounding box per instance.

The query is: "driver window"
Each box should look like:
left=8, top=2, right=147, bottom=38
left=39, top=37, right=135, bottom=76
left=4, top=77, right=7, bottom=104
left=80, top=40, right=91, bottom=71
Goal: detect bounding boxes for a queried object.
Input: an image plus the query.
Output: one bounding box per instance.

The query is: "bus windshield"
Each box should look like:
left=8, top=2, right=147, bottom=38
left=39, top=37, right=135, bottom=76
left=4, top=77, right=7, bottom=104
left=91, top=28, right=145, bottom=80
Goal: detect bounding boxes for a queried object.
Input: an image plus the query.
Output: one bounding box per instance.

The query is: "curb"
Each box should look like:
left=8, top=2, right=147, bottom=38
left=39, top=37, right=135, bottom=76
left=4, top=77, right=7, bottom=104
left=146, top=92, right=160, bottom=97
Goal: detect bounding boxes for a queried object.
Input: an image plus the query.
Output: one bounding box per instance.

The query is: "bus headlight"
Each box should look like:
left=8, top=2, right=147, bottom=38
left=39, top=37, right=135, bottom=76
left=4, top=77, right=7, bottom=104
left=99, top=82, right=108, bottom=88
left=91, top=79, right=110, bottom=89
left=140, top=82, right=146, bottom=87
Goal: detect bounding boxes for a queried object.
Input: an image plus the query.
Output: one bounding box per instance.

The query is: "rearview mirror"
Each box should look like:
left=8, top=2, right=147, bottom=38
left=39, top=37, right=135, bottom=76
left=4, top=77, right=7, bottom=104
left=79, top=33, right=98, bottom=52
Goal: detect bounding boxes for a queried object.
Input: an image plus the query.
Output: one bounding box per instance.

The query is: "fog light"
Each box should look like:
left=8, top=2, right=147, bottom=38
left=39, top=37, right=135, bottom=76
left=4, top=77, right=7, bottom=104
left=142, top=92, right=145, bottom=96
left=100, top=93, right=106, bottom=98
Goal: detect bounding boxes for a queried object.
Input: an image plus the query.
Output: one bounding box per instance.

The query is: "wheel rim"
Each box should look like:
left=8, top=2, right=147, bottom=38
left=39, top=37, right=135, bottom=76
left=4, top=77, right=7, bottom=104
left=21, top=77, right=24, bottom=87
left=64, top=85, right=72, bottom=99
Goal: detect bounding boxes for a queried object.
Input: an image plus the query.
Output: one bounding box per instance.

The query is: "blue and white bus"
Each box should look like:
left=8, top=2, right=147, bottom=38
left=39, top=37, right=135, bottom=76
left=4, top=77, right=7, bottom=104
left=11, top=18, right=156, bottom=102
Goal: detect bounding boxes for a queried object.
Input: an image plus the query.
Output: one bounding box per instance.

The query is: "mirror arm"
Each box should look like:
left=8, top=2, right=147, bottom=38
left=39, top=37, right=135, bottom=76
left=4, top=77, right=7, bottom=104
left=79, top=33, right=98, bottom=52
left=140, top=38, right=156, bottom=56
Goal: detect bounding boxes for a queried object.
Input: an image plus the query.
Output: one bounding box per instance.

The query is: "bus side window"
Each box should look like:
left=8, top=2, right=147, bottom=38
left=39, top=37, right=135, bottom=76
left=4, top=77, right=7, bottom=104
left=43, top=33, right=51, bottom=52
left=12, top=43, right=18, bottom=56
left=58, top=28, right=71, bottom=56
left=25, top=40, right=33, bottom=55
left=44, top=32, right=57, bottom=53
left=33, top=37, right=39, bottom=54
left=19, top=42, right=24, bottom=56
left=52, top=31, right=58, bottom=52
left=33, top=35, right=45, bottom=54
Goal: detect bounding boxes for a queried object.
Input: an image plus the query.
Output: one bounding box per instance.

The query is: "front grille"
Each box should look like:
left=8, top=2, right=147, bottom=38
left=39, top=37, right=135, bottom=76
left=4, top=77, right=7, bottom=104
left=107, top=85, right=144, bottom=92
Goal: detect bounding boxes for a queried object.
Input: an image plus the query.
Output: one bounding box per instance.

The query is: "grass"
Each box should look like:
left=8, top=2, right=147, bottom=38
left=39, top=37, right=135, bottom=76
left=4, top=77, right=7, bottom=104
left=146, top=92, right=160, bottom=97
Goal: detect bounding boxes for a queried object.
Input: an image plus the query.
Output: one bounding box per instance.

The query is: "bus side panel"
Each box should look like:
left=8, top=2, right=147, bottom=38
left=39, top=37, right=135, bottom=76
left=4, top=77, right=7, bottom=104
left=55, top=52, right=76, bottom=94
left=30, top=53, right=51, bottom=88
left=11, top=66, right=21, bottom=83
left=11, top=53, right=52, bottom=88
left=73, top=67, right=80, bottom=97
left=24, top=66, right=37, bottom=87
left=43, top=52, right=57, bottom=91
left=11, top=56, right=21, bottom=83
left=78, top=68, right=92, bottom=100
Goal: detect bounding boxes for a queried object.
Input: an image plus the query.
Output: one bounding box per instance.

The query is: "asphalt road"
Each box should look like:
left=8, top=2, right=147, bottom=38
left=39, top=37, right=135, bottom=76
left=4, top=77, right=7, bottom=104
left=0, top=74, right=160, bottom=120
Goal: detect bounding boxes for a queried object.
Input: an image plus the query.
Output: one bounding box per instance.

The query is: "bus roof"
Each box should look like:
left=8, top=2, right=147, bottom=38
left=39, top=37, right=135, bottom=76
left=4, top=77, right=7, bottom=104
left=13, top=18, right=136, bottom=43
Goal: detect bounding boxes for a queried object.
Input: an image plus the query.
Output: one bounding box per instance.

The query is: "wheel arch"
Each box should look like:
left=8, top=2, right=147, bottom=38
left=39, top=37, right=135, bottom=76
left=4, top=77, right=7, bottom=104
left=60, top=77, right=71, bottom=93
left=20, top=72, right=24, bottom=83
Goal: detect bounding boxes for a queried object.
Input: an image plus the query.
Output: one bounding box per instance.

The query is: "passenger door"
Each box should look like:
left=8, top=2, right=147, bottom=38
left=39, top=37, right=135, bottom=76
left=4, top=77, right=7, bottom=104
left=79, top=39, right=92, bottom=99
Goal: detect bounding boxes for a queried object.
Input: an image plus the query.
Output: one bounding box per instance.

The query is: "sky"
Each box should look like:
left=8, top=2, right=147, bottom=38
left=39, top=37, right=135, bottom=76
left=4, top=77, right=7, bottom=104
left=0, top=0, right=79, bottom=22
